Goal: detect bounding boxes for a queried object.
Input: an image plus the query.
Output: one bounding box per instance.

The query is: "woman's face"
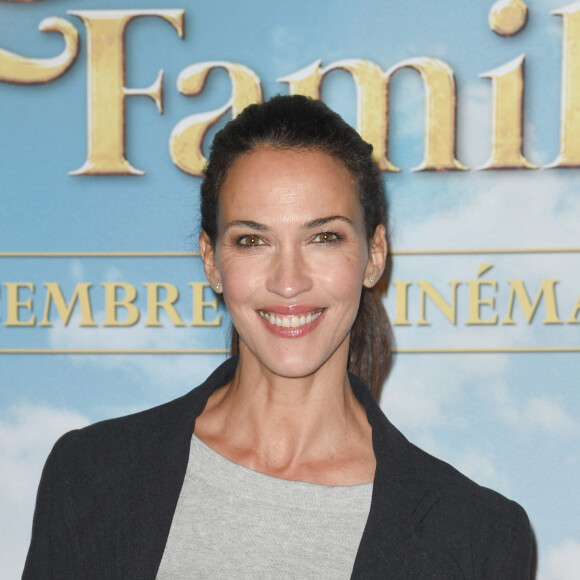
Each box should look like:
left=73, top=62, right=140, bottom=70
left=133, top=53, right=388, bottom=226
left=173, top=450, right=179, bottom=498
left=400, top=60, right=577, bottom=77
left=200, top=147, right=386, bottom=380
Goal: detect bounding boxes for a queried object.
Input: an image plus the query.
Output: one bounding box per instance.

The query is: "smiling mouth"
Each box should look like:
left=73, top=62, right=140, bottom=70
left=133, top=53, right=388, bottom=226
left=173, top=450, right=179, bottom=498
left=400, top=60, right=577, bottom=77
left=258, top=309, right=324, bottom=328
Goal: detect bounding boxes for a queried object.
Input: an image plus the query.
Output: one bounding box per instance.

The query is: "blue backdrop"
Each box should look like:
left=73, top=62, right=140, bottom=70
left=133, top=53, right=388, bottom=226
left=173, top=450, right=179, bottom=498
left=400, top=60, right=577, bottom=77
left=1, top=0, right=579, bottom=577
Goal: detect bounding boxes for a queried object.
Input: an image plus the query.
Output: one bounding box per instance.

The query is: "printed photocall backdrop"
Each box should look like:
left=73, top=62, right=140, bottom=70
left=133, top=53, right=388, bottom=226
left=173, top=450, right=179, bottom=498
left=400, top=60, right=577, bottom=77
left=1, top=0, right=579, bottom=576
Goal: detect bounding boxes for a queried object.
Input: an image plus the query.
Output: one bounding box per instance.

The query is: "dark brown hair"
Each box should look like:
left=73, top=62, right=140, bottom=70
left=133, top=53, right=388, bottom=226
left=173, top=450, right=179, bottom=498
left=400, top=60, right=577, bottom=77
left=200, top=95, right=392, bottom=399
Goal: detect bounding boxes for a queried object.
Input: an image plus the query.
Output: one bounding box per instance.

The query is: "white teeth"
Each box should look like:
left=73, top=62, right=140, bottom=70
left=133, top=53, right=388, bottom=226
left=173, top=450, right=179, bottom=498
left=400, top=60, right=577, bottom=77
left=259, top=310, right=322, bottom=329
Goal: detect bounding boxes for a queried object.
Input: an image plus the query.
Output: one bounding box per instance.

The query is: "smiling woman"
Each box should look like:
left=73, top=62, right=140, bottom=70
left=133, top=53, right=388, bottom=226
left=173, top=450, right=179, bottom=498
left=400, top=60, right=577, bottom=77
left=199, top=147, right=386, bottom=386
left=200, top=95, right=393, bottom=399
left=23, top=96, right=532, bottom=579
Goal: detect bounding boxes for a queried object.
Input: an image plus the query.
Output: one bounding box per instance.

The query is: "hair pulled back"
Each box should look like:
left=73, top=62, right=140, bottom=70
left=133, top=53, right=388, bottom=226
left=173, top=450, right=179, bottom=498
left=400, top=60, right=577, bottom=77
left=201, top=95, right=392, bottom=399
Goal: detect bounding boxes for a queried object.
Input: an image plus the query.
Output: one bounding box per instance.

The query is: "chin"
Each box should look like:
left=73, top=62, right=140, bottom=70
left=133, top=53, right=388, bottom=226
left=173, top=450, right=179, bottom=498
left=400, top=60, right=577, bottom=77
left=248, top=341, right=347, bottom=381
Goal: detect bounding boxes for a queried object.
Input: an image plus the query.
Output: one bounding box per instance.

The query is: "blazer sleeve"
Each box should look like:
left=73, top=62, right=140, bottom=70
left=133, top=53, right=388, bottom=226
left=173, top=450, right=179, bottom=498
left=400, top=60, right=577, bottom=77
left=475, top=500, right=533, bottom=579
left=22, top=432, right=84, bottom=580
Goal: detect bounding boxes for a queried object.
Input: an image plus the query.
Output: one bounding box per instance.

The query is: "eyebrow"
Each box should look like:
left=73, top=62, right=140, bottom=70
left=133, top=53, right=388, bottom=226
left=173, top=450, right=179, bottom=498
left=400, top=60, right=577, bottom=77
left=224, top=220, right=268, bottom=231
left=304, top=215, right=354, bottom=229
left=224, top=216, right=354, bottom=232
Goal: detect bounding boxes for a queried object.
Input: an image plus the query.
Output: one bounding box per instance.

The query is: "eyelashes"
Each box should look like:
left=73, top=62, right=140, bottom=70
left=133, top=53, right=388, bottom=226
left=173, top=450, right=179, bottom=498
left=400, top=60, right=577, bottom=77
left=236, top=234, right=264, bottom=247
left=235, top=232, right=343, bottom=248
left=312, top=232, right=342, bottom=244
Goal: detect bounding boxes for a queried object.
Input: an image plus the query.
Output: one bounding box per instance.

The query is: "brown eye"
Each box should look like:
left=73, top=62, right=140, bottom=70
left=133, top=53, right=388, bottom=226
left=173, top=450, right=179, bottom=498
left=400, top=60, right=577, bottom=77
left=314, top=232, right=339, bottom=243
left=238, top=235, right=263, bottom=246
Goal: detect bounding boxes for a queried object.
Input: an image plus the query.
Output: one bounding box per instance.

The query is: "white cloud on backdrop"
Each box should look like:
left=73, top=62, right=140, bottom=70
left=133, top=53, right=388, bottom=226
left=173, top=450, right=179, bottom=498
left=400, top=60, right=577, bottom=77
left=382, top=338, right=507, bottom=494
left=49, top=314, right=225, bottom=390
left=70, top=259, right=85, bottom=282
left=383, top=347, right=507, bottom=424
left=391, top=71, right=579, bottom=252
left=523, top=395, right=578, bottom=435
left=393, top=171, right=580, bottom=251
left=271, top=26, right=304, bottom=77
left=490, top=383, right=578, bottom=437
left=0, top=404, right=90, bottom=579
left=457, top=82, right=491, bottom=168
left=539, top=537, right=580, bottom=580
left=452, top=448, right=509, bottom=491
left=542, top=0, right=578, bottom=10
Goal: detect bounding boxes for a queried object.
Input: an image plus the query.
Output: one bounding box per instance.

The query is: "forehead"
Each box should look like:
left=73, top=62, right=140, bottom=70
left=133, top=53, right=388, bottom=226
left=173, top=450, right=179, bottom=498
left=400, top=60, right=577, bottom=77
left=218, top=148, right=362, bottom=224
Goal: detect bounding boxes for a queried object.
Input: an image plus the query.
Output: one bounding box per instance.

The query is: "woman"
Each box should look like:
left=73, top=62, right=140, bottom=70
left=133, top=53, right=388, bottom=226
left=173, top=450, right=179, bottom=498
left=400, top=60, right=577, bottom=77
left=24, top=96, right=532, bottom=579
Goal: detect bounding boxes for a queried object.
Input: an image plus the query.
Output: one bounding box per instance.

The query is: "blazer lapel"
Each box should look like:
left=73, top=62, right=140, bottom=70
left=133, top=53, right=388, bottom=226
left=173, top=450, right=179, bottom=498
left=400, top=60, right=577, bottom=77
left=350, top=374, right=464, bottom=579
left=112, top=360, right=239, bottom=579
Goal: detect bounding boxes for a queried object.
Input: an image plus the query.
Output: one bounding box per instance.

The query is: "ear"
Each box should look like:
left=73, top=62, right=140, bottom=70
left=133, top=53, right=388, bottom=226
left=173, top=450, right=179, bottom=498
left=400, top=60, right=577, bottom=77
left=199, top=230, right=222, bottom=293
left=363, top=225, right=388, bottom=288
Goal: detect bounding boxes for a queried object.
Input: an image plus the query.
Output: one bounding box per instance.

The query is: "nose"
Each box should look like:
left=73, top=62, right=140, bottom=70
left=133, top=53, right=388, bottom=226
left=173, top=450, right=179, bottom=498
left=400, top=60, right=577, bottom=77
left=266, top=245, right=313, bottom=298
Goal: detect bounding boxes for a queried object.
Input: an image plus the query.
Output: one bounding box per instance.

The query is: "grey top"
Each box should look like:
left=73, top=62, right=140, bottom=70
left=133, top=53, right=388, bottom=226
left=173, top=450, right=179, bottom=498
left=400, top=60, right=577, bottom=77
left=156, top=434, right=373, bottom=579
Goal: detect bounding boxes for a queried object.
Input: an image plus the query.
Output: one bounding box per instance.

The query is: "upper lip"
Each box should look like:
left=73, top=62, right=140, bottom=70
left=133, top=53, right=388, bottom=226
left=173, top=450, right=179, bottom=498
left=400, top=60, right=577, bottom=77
left=258, top=305, right=323, bottom=316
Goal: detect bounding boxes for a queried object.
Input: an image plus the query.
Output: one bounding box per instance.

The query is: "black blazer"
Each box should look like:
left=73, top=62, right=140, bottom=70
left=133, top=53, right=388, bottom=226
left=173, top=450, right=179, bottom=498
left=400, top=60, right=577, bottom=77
left=23, top=357, right=532, bottom=579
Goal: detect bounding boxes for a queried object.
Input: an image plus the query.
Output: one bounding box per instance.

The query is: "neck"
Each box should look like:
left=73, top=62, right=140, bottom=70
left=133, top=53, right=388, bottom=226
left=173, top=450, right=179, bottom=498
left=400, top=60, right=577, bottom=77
left=194, top=347, right=375, bottom=485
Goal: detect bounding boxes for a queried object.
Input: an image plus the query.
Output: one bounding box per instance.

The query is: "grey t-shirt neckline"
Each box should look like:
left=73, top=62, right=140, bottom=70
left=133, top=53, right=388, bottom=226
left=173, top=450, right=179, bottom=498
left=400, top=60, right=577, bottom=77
left=189, top=432, right=374, bottom=513
left=156, top=433, right=373, bottom=579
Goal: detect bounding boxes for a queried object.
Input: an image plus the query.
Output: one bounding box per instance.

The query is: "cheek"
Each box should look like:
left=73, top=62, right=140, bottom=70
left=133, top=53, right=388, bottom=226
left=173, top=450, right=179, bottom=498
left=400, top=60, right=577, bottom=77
left=219, top=259, right=264, bottom=308
left=319, top=253, right=367, bottom=301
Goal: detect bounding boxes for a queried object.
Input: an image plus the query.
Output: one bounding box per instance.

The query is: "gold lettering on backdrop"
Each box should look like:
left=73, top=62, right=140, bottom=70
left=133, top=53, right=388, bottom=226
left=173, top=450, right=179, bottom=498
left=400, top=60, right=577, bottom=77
left=39, top=283, right=97, bottom=327
left=2, top=275, right=578, bottom=330
left=3, top=4, right=580, bottom=173
left=0, top=17, right=79, bottom=84
left=4, top=283, right=36, bottom=326
left=488, top=0, right=528, bottom=37
left=279, top=58, right=467, bottom=172
left=567, top=293, right=580, bottom=323
left=68, top=10, right=184, bottom=176
left=0, top=282, right=224, bottom=327
left=190, top=282, right=221, bottom=326
left=144, top=282, right=186, bottom=327
left=547, top=2, right=580, bottom=168
left=102, top=283, right=140, bottom=326
left=466, top=263, right=499, bottom=325
left=416, top=281, right=460, bottom=325
left=170, top=62, right=263, bottom=177
left=6, top=5, right=580, bottom=174
left=396, top=58, right=467, bottom=172
left=279, top=59, right=394, bottom=171
left=392, top=281, right=412, bottom=326
left=503, top=279, right=563, bottom=324
left=479, top=55, right=537, bottom=169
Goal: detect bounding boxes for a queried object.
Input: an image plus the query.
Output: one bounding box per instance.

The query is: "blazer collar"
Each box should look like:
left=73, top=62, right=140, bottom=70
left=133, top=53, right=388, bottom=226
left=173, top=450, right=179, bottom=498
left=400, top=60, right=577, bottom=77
left=116, top=360, right=236, bottom=579
left=122, top=357, right=462, bottom=579
left=349, top=373, right=463, bottom=578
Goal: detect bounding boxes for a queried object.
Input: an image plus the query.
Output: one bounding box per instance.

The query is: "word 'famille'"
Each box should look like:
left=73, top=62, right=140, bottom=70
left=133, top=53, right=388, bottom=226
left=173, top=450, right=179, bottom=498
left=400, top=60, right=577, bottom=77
left=2, top=1, right=580, bottom=176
